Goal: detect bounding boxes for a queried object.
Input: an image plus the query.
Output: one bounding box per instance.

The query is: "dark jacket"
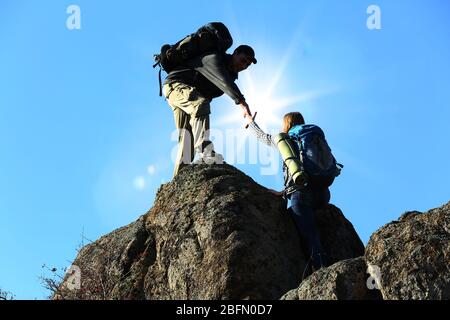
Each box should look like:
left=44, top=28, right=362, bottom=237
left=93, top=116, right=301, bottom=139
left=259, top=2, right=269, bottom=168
left=164, top=53, right=245, bottom=104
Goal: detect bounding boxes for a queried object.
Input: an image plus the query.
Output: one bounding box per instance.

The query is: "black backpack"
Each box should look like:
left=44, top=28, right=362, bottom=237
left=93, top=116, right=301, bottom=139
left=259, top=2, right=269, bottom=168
left=153, top=22, right=233, bottom=96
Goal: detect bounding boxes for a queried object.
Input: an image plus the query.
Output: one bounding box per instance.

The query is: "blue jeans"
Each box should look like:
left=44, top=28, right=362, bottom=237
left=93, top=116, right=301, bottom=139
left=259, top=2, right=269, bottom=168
left=288, top=188, right=330, bottom=269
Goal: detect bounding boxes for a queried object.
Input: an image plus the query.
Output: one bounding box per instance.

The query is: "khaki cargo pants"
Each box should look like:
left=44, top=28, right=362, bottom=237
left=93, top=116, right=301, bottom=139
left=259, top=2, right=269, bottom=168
left=163, top=82, right=214, bottom=177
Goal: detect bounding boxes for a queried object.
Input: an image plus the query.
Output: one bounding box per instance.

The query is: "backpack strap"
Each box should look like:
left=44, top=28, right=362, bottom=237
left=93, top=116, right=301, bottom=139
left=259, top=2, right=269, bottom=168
left=153, top=55, right=163, bottom=97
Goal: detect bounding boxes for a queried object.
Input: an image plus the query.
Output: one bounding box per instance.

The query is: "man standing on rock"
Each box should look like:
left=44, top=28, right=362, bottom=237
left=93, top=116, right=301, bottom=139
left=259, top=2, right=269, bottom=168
left=162, top=45, right=257, bottom=178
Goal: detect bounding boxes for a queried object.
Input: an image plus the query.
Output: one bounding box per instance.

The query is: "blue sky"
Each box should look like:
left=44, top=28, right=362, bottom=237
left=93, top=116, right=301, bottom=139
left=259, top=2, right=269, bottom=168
left=1, top=0, right=449, bottom=299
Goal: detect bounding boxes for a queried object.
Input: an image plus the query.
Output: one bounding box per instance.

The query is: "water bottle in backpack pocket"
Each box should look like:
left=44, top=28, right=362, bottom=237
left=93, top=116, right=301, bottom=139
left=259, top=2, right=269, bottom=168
left=274, top=133, right=309, bottom=188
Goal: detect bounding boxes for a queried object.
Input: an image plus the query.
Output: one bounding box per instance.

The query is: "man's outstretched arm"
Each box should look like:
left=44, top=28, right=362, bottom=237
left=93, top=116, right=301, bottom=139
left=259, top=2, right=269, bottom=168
left=190, top=53, right=252, bottom=117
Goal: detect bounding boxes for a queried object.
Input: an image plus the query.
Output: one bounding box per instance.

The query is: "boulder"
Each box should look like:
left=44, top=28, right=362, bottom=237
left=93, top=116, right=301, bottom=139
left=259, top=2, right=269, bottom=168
left=365, top=202, right=450, bottom=299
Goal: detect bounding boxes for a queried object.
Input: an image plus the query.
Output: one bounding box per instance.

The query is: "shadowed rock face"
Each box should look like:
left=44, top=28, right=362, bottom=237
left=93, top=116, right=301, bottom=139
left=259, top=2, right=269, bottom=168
left=55, top=164, right=364, bottom=300
left=283, top=202, right=450, bottom=300
left=365, top=202, right=450, bottom=300
left=315, top=205, right=365, bottom=266
left=143, top=164, right=306, bottom=299
left=281, top=257, right=382, bottom=300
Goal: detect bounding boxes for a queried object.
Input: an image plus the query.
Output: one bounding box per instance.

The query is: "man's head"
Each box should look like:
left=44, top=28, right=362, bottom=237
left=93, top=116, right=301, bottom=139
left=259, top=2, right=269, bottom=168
left=231, top=45, right=257, bottom=73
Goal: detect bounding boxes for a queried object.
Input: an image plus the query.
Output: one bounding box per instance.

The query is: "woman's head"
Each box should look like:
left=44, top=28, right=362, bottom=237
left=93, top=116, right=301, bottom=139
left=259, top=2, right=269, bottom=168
left=282, top=112, right=305, bottom=133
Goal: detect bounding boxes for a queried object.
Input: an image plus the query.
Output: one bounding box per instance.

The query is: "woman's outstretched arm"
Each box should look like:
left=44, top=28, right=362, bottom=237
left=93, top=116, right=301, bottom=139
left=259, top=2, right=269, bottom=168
left=246, top=120, right=277, bottom=148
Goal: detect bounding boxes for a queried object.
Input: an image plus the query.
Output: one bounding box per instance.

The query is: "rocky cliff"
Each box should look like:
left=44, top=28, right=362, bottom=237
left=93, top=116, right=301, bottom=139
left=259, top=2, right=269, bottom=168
left=282, top=203, right=450, bottom=300
left=55, top=164, right=363, bottom=299
left=55, top=164, right=449, bottom=300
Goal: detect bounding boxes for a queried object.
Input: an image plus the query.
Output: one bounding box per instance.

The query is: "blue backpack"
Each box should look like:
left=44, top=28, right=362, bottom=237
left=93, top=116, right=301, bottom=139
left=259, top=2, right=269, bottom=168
left=288, top=124, right=343, bottom=187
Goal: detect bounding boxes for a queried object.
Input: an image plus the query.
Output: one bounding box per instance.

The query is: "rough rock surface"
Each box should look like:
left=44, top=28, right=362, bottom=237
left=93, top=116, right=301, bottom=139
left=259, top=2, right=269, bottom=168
left=315, top=205, right=365, bottom=265
left=281, top=257, right=382, bottom=300
left=365, top=202, right=450, bottom=299
left=55, top=164, right=363, bottom=300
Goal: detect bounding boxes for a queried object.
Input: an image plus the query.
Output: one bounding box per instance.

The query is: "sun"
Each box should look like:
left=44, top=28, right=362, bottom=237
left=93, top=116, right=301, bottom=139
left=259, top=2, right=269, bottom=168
left=211, top=23, right=340, bottom=158
left=215, top=57, right=325, bottom=132
left=212, top=44, right=337, bottom=158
